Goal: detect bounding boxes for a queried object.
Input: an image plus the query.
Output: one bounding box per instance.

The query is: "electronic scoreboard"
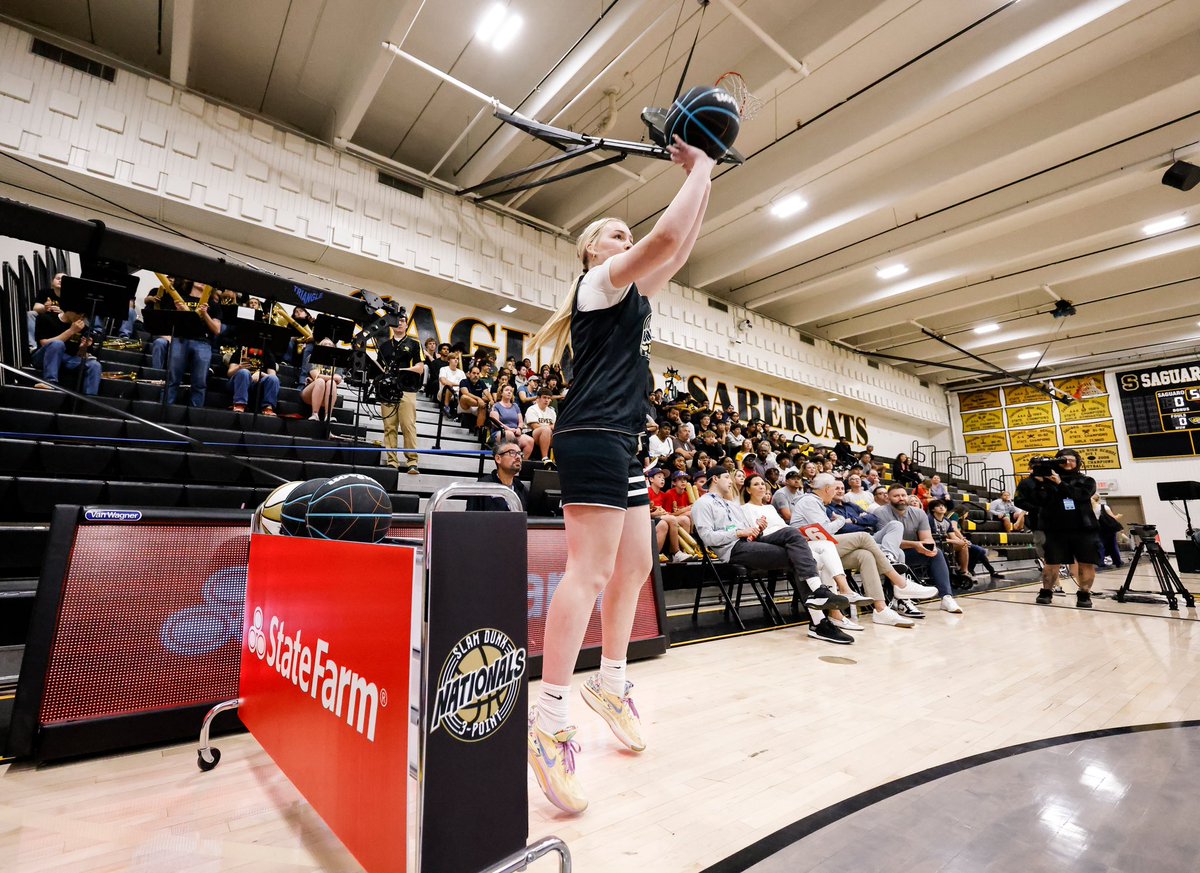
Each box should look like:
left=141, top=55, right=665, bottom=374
left=1117, top=361, right=1200, bottom=459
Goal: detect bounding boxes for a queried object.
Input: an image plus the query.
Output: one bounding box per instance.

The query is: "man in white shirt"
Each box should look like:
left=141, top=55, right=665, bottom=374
left=647, top=422, right=674, bottom=465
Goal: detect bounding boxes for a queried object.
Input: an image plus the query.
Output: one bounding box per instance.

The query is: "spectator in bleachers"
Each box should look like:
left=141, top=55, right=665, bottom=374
left=524, top=388, right=557, bottom=465
left=843, top=473, right=874, bottom=511
left=929, top=499, right=1003, bottom=582
left=425, top=342, right=451, bottom=400
left=517, top=374, right=541, bottom=407
left=466, top=439, right=529, bottom=512
left=283, top=305, right=316, bottom=368
left=32, top=301, right=102, bottom=395
left=988, top=490, right=1026, bottom=531
left=421, top=337, right=438, bottom=388
left=771, top=468, right=807, bottom=522
left=873, top=485, right=889, bottom=507
left=832, top=436, right=856, bottom=466
left=764, top=467, right=781, bottom=491
left=648, top=468, right=691, bottom=563
left=893, top=453, right=923, bottom=488
left=438, top=351, right=466, bottom=414
left=301, top=338, right=343, bottom=422
left=489, top=383, right=534, bottom=458
left=661, top=470, right=694, bottom=521
left=226, top=339, right=279, bottom=416
left=647, top=422, right=675, bottom=466
left=928, top=474, right=949, bottom=502
left=731, top=468, right=746, bottom=504
left=913, top=479, right=932, bottom=508
left=544, top=373, right=566, bottom=404
left=872, top=485, right=962, bottom=613
left=827, top=480, right=882, bottom=534
left=864, top=469, right=882, bottom=491
left=165, top=282, right=222, bottom=407
left=27, top=271, right=66, bottom=351
left=694, top=468, right=852, bottom=644
left=458, top=364, right=492, bottom=431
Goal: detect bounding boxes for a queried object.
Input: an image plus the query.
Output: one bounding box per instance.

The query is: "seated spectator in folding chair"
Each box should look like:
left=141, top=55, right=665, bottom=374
left=466, top=439, right=529, bottom=512
left=872, top=485, right=963, bottom=613
left=928, top=474, right=949, bottom=502
left=301, top=338, right=344, bottom=422
left=226, top=339, right=280, bottom=416
left=32, top=302, right=102, bottom=395
left=793, top=474, right=938, bottom=626
left=165, top=283, right=223, bottom=408
left=988, top=490, right=1026, bottom=531
left=648, top=468, right=691, bottom=564
left=489, top=384, right=534, bottom=458
left=457, top=363, right=491, bottom=431
left=693, top=468, right=852, bottom=645
left=743, top=474, right=870, bottom=634
left=438, top=351, right=466, bottom=414
left=524, top=388, right=556, bottom=466
left=929, top=499, right=1003, bottom=582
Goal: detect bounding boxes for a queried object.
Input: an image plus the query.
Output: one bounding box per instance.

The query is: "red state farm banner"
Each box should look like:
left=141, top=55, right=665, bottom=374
left=241, top=535, right=414, bottom=873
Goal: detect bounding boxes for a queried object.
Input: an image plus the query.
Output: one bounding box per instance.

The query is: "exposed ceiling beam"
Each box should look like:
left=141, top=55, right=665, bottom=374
left=331, top=0, right=426, bottom=144
left=169, top=0, right=195, bottom=86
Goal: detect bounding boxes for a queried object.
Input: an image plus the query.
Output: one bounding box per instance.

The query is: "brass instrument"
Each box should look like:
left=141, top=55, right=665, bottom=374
left=153, top=273, right=213, bottom=315
left=273, top=303, right=314, bottom=343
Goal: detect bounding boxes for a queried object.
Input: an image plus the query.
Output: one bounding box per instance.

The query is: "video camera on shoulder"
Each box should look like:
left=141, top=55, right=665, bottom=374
left=1029, top=456, right=1062, bottom=477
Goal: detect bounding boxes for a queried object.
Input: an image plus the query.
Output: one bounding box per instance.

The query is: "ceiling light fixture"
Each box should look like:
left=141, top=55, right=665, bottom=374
left=499, top=304, right=517, bottom=313
left=1143, top=215, right=1187, bottom=235
left=476, top=3, right=521, bottom=50
left=1018, top=351, right=1041, bottom=359
left=769, top=195, right=807, bottom=218
left=973, top=323, right=1000, bottom=335
left=876, top=264, right=908, bottom=280
left=826, top=397, right=837, bottom=402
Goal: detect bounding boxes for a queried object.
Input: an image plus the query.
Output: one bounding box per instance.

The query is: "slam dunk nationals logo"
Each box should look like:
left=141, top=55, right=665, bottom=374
left=431, top=628, right=526, bottom=742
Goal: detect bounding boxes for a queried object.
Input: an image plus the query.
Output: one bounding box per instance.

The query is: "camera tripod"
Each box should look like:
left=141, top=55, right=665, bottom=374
left=1114, top=536, right=1196, bottom=611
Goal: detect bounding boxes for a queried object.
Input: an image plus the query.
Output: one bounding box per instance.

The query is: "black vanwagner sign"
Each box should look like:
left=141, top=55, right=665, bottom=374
left=421, top=511, right=528, bottom=873
left=1116, top=360, right=1200, bottom=459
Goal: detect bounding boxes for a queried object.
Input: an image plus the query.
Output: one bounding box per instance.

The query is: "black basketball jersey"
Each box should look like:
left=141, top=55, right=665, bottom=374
left=556, top=275, right=653, bottom=435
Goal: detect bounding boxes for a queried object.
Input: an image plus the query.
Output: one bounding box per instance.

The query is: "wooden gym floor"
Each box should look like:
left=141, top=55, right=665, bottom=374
left=1, top=565, right=1197, bottom=872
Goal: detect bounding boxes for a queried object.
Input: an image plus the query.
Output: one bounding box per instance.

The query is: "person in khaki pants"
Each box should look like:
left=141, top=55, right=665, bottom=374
left=377, top=311, right=425, bottom=474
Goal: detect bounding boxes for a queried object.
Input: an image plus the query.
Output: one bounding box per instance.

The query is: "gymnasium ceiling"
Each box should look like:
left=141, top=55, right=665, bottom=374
left=2, top=0, right=1199, bottom=389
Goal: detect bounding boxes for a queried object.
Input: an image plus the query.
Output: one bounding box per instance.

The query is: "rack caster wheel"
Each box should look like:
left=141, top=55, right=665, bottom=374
left=197, top=748, right=221, bottom=771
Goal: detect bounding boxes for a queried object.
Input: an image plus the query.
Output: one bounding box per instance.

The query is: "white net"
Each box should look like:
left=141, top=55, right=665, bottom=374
left=715, top=72, right=764, bottom=122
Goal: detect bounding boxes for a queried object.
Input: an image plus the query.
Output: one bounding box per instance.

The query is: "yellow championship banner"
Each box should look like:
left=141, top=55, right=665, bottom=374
left=1003, top=384, right=1046, bottom=406
left=1059, top=395, right=1111, bottom=422
left=963, top=431, right=1009, bottom=454
left=1011, top=450, right=1050, bottom=471
left=1074, top=444, right=1122, bottom=470
left=958, top=388, right=1001, bottom=412
left=961, top=409, right=1005, bottom=432
left=1008, top=426, right=1059, bottom=451
left=1005, top=403, right=1054, bottom=429
left=1061, top=420, right=1117, bottom=447
left=1055, top=372, right=1106, bottom=398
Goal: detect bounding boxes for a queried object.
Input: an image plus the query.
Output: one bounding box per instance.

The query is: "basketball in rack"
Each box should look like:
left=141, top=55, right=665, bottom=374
left=715, top=71, right=765, bottom=121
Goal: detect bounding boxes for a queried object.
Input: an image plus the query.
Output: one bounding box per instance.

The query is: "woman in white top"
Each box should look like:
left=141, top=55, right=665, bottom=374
left=437, top=351, right=465, bottom=415
left=742, top=475, right=872, bottom=630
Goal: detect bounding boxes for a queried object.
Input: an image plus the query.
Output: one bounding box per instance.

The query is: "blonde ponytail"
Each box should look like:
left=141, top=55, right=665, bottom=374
left=527, top=216, right=621, bottom=366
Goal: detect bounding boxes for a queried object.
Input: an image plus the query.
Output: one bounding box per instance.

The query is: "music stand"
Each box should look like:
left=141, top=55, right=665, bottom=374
left=60, top=275, right=136, bottom=325
left=142, top=306, right=217, bottom=408
left=307, top=344, right=355, bottom=432
left=313, top=315, right=356, bottom=344
left=227, top=318, right=292, bottom=356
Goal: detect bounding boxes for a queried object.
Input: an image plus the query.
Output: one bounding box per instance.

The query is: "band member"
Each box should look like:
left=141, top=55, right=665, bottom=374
left=166, top=282, right=222, bottom=407
left=525, top=135, right=715, bottom=814
left=226, top=339, right=279, bottom=416
left=376, top=309, right=424, bottom=474
left=302, top=338, right=343, bottom=422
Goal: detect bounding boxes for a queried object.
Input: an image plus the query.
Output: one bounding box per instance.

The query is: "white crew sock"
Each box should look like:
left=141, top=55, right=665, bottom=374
left=599, top=656, right=627, bottom=697
left=807, top=607, right=825, bottom=625
left=806, top=576, right=824, bottom=592
left=536, top=681, right=573, bottom=734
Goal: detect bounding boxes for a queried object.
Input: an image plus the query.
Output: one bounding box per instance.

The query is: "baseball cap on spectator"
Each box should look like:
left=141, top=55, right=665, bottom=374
left=785, top=468, right=802, bottom=480
left=692, top=471, right=708, bottom=482
left=671, top=470, right=689, bottom=481
left=648, top=468, right=667, bottom=479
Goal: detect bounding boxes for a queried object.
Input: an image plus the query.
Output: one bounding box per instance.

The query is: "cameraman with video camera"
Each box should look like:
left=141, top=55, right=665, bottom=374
left=1016, top=448, right=1100, bottom=608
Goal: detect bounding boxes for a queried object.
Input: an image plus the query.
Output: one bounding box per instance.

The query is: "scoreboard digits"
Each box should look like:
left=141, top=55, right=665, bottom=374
left=1117, top=362, right=1200, bottom=458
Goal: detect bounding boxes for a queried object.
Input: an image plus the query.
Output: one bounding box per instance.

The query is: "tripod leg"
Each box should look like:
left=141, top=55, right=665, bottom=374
left=1159, top=547, right=1195, bottom=608
left=1113, top=544, right=1143, bottom=603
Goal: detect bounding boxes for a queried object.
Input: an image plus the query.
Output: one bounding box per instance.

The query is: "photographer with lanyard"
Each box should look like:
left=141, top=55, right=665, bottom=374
left=1017, top=449, right=1100, bottom=608
left=524, top=134, right=715, bottom=816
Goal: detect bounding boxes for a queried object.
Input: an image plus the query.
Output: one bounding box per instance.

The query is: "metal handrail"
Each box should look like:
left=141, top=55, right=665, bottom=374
left=948, top=454, right=967, bottom=479
left=478, top=835, right=572, bottom=873
left=931, top=449, right=951, bottom=474
left=983, top=466, right=1006, bottom=495
left=912, top=441, right=935, bottom=467
left=965, top=460, right=986, bottom=489
left=415, top=482, right=525, bottom=873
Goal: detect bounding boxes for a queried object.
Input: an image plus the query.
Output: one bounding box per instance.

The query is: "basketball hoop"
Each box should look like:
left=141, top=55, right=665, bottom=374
left=714, top=71, right=764, bottom=121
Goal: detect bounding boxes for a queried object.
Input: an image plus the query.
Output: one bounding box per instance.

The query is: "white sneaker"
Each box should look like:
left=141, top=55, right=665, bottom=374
left=872, top=607, right=915, bottom=628
left=831, top=616, right=865, bottom=631
left=895, top=581, right=938, bottom=600
left=940, top=595, right=963, bottom=614
left=671, top=550, right=690, bottom=563
left=842, top=589, right=873, bottom=605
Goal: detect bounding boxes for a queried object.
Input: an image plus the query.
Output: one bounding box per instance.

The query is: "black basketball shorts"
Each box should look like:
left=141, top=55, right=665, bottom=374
left=553, top=429, right=650, bottom=510
left=1042, top=530, right=1102, bottom=567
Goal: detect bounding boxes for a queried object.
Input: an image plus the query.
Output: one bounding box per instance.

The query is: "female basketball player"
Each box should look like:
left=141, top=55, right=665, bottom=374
left=526, top=136, right=714, bottom=814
